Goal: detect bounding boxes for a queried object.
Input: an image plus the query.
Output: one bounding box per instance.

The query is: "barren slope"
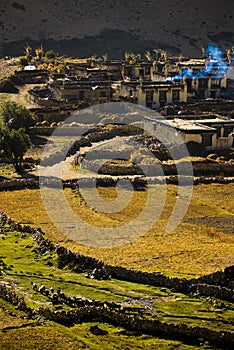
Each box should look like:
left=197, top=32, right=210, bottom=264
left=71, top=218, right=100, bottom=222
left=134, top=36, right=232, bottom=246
left=0, top=0, right=233, bottom=57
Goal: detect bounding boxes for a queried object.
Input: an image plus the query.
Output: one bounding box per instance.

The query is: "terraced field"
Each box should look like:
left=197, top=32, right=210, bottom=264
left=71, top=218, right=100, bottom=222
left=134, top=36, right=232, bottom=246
left=0, top=183, right=233, bottom=276
left=0, top=213, right=233, bottom=349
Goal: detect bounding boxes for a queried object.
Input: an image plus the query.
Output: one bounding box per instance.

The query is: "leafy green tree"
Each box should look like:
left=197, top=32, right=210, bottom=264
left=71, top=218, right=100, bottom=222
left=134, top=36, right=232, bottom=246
left=0, top=127, right=31, bottom=172
left=0, top=101, right=33, bottom=131
left=0, top=127, right=9, bottom=160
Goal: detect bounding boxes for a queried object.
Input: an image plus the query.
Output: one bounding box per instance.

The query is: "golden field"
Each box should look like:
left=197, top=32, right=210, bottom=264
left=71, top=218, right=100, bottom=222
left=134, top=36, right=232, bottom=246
left=0, top=183, right=233, bottom=276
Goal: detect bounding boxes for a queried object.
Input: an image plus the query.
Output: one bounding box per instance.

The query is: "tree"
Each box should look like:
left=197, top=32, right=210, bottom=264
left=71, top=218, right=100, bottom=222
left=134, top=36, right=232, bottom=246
left=24, top=44, right=32, bottom=61
left=0, top=127, right=31, bottom=172
left=0, top=101, right=33, bottom=131
left=45, top=50, right=56, bottom=59
left=35, top=45, right=44, bottom=60
left=19, top=56, right=29, bottom=67
left=145, top=51, right=152, bottom=62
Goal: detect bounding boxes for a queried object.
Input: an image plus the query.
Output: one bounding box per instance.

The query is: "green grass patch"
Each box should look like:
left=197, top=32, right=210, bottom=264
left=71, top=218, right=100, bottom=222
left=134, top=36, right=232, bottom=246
left=0, top=321, right=217, bottom=350
left=0, top=227, right=234, bottom=334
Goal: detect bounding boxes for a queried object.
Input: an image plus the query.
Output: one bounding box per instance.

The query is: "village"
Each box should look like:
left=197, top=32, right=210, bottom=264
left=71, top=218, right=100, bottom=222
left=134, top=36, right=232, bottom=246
left=1, top=0, right=234, bottom=348
left=1, top=45, right=234, bottom=152
left=0, top=47, right=234, bottom=349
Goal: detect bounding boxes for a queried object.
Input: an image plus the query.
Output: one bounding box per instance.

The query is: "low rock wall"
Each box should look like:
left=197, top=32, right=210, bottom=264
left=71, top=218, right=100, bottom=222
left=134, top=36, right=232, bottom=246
left=0, top=281, right=233, bottom=349
left=1, top=175, right=234, bottom=192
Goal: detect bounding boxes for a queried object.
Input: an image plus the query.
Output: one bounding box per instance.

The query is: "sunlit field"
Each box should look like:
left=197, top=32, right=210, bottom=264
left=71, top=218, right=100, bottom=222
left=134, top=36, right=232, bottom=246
left=0, top=183, right=233, bottom=276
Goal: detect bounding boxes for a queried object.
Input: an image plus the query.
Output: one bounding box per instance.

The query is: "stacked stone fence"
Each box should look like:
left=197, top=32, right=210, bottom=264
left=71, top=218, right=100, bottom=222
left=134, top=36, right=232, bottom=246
left=36, top=306, right=234, bottom=349
left=0, top=283, right=30, bottom=315
left=0, top=211, right=234, bottom=348
left=0, top=281, right=233, bottom=349
left=77, top=159, right=234, bottom=177
left=195, top=284, right=233, bottom=301
left=192, top=161, right=234, bottom=177
left=1, top=210, right=233, bottom=302
left=0, top=175, right=234, bottom=193
left=196, top=268, right=234, bottom=286
left=55, top=245, right=234, bottom=302
left=0, top=179, right=39, bottom=191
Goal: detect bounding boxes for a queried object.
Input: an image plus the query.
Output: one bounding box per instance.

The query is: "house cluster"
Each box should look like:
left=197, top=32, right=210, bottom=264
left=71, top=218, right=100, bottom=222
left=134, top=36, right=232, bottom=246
left=20, top=49, right=234, bottom=149
left=145, top=114, right=234, bottom=149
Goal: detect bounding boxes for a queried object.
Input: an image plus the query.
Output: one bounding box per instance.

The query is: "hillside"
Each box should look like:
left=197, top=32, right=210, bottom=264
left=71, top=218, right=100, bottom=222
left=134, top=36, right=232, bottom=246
left=0, top=0, right=234, bottom=58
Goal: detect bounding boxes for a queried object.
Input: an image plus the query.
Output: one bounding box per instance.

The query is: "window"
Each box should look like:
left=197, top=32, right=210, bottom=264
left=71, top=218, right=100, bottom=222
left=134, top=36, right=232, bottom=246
left=159, top=90, right=167, bottom=102
left=172, top=89, right=180, bottom=103
left=186, top=78, right=192, bottom=93
left=159, top=90, right=167, bottom=107
left=146, top=90, right=153, bottom=107
left=215, top=127, right=221, bottom=138
left=223, top=126, right=233, bottom=137
left=202, top=134, right=213, bottom=146
left=145, top=67, right=151, bottom=75
left=211, top=79, right=221, bottom=88
left=146, top=90, right=153, bottom=101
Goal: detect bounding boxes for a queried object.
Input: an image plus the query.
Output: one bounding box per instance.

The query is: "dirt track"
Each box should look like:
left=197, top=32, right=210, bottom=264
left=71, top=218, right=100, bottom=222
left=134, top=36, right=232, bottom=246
left=0, top=84, right=41, bottom=109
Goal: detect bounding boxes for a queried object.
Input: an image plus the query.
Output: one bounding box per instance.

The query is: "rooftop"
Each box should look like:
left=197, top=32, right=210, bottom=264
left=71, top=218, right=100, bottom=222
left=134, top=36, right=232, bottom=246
left=166, top=118, right=217, bottom=132
left=178, top=59, right=206, bottom=66
left=193, top=117, right=234, bottom=124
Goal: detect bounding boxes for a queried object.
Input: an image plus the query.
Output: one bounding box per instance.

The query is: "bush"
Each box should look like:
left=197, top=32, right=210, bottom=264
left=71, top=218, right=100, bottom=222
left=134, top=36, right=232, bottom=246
left=19, top=57, right=29, bottom=67
left=0, top=101, right=33, bottom=131
left=45, top=50, right=56, bottom=59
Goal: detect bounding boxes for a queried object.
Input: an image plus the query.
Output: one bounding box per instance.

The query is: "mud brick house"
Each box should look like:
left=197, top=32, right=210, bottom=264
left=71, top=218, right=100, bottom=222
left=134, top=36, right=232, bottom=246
left=177, top=59, right=227, bottom=100
left=65, top=58, right=122, bottom=81
left=194, top=117, right=234, bottom=148
left=145, top=116, right=234, bottom=149
left=14, top=69, right=49, bottom=84
left=122, top=61, right=152, bottom=81
left=51, top=78, right=111, bottom=103
left=118, top=81, right=187, bottom=109
left=92, top=59, right=123, bottom=81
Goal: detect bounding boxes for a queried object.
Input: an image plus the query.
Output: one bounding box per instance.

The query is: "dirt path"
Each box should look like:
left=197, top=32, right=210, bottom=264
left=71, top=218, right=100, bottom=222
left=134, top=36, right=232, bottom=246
left=30, top=135, right=126, bottom=180
left=0, top=84, right=41, bottom=109
left=61, top=136, right=127, bottom=180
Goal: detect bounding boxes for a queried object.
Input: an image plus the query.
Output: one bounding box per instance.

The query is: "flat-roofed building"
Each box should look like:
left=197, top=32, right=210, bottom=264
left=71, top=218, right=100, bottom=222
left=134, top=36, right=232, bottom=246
left=144, top=116, right=234, bottom=149
left=51, top=79, right=111, bottom=103
left=117, top=81, right=187, bottom=109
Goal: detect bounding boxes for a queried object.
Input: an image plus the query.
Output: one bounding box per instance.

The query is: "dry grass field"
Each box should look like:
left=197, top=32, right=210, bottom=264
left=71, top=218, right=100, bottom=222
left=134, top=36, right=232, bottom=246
left=0, top=217, right=233, bottom=350
left=0, top=183, right=233, bottom=277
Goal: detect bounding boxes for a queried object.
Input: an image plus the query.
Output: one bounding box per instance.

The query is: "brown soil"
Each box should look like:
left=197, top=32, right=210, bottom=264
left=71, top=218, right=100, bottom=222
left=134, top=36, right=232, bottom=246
left=185, top=216, right=234, bottom=235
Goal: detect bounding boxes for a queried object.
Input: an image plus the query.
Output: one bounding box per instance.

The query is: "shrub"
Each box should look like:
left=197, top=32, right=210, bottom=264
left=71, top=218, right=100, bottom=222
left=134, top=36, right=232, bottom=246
left=45, top=50, right=56, bottom=59
left=19, top=57, right=29, bottom=67
left=0, top=101, right=33, bottom=131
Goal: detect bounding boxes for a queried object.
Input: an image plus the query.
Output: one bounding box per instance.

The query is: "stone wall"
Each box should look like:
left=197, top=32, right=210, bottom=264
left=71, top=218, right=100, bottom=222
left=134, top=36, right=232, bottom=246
left=1, top=210, right=233, bottom=302
left=0, top=281, right=233, bottom=349
left=55, top=245, right=234, bottom=302
left=0, top=211, right=233, bottom=348
left=0, top=175, right=234, bottom=192
left=0, top=179, right=39, bottom=191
